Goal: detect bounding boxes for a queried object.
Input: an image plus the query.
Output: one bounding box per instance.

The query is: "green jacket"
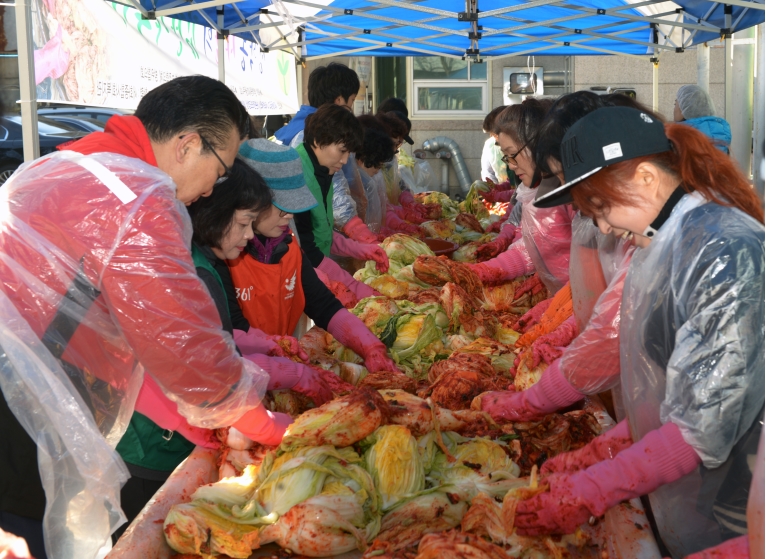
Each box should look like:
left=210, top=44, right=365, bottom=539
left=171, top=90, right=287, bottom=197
left=115, top=245, right=227, bottom=473
left=296, top=143, right=334, bottom=256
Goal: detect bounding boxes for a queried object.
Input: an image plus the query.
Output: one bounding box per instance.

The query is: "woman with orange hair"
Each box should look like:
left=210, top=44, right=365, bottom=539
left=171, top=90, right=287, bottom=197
left=521, top=106, right=764, bottom=558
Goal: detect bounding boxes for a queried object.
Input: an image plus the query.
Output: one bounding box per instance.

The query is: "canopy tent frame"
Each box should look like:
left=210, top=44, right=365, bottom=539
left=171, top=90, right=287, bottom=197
left=131, top=0, right=763, bottom=62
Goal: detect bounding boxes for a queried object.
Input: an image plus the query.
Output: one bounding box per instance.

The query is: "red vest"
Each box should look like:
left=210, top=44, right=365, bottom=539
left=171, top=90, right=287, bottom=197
left=227, top=238, right=306, bottom=336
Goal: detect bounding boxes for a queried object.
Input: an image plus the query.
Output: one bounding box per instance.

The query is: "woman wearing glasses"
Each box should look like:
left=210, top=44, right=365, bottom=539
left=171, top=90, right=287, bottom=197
left=470, top=98, right=575, bottom=296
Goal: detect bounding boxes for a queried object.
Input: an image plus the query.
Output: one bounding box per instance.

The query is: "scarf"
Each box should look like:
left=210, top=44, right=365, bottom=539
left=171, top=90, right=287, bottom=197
left=251, top=230, right=290, bottom=264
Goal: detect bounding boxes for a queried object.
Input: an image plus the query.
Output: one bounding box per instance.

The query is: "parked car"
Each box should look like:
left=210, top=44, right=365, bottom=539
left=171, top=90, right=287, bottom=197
left=40, top=114, right=105, bottom=133
left=38, top=107, right=126, bottom=125
left=0, top=115, right=86, bottom=185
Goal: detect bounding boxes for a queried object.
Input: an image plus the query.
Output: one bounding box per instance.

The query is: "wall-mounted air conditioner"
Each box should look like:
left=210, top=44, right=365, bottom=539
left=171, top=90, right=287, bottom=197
left=503, top=67, right=544, bottom=105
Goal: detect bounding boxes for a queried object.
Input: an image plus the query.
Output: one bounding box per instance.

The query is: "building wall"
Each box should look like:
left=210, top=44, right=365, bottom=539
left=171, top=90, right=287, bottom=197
left=573, top=47, right=726, bottom=121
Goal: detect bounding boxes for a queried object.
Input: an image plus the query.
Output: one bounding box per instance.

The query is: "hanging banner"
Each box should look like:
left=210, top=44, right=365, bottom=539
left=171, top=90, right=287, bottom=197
left=31, top=0, right=299, bottom=115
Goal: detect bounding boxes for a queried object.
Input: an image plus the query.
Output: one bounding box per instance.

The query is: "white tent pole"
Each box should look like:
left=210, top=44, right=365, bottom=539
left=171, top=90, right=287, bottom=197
left=697, top=43, right=710, bottom=92
left=753, top=23, right=764, bottom=200
left=730, top=26, right=755, bottom=177
left=217, top=8, right=226, bottom=83
left=16, top=0, right=39, bottom=162
left=725, top=5, right=733, bottom=121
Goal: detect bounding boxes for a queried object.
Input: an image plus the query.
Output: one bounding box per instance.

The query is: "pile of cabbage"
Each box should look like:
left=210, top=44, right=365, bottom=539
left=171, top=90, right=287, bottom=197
left=354, top=234, right=437, bottom=298
left=164, top=390, right=525, bottom=559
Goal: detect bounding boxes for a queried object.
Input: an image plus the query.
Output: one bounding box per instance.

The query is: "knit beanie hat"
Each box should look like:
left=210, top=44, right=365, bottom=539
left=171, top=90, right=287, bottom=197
left=238, top=139, right=318, bottom=213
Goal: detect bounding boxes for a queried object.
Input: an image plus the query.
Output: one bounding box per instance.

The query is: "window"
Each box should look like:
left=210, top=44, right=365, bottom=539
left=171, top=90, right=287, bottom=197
left=412, top=57, right=487, bottom=117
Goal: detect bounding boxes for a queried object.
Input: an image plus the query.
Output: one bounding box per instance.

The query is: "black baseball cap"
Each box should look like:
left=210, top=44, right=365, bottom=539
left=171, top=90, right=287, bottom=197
left=534, top=106, right=672, bottom=208
left=390, top=110, right=414, bottom=145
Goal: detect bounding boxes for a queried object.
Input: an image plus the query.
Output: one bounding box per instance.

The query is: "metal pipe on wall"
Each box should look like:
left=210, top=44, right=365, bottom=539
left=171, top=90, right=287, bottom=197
left=16, top=0, right=39, bottom=162
left=422, top=136, right=472, bottom=194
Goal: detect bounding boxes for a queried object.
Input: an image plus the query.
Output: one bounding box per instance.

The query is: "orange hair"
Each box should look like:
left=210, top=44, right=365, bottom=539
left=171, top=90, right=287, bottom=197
left=571, top=123, right=764, bottom=224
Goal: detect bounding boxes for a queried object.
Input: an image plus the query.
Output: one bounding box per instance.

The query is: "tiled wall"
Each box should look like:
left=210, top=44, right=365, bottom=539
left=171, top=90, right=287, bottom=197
left=573, top=47, right=726, bottom=122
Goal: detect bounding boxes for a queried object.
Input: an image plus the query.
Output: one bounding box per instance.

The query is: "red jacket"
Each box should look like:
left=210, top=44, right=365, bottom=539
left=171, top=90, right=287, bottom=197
left=0, top=116, right=248, bottom=422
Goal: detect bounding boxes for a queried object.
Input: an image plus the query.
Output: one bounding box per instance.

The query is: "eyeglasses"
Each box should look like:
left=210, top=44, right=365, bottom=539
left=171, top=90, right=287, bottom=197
left=501, top=142, right=528, bottom=166
left=198, top=135, right=233, bottom=185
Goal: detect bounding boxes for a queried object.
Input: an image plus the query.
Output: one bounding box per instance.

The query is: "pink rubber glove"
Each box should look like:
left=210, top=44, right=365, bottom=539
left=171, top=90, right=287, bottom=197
left=268, top=335, right=310, bottom=362
left=530, top=315, right=579, bottom=367
left=232, top=404, right=293, bottom=447
left=399, top=190, right=416, bottom=206
left=476, top=224, right=517, bottom=261
left=683, top=536, right=749, bottom=559
left=479, top=359, right=584, bottom=423
left=515, top=421, right=702, bottom=536
left=34, top=27, right=70, bottom=85
left=245, top=353, right=333, bottom=406
left=332, top=231, right=389, bottom=273
left=327, top=310, right=400, bottom=373
left=317, top=257, right=379, bottom=300
left=233, top=328, right=280, bottom=356
left=134, top=375, right=219, bottom=448
left=385, top=206, right=426, bottom=237
left=342, top=216, right=379, bottom=244
left=470, top=242, right=533, bottom=283
left=314, top=266, right=358, bottom=308
left=482, top=189, right=514, bottom=204
left=541, top=419, right=634, bottom=475
left=485, top=219, right=506, bottom=234
left=233, top=329, right=309, bottom=361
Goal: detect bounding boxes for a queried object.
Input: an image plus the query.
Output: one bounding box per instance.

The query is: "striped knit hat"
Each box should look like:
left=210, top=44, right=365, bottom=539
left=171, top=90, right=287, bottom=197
left=238, top=139, right=318, bottom=213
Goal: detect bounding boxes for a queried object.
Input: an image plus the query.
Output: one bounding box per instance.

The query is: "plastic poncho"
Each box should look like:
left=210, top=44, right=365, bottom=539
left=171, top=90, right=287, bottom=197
left=480, top=137, right=509, bottom=184
left=399, top=152, right=433, bottom=194
left=621, top=192, right=764, bottom=557
left=560, top=240, right=634, bottom=395
left=341, top=154, right=369, bottom=222
left=0, top=151, right=269, bottom=559
left=359, top=167, right=387, bottom=234
left=381, top=157, right=402, bottom=205
left=520, top=178, right=575, bottom=294
left=508, top=183, right=534, bottom=227
left=568, top=213, right=608, bottom=331
left=331, top=162, right=359, bottom=230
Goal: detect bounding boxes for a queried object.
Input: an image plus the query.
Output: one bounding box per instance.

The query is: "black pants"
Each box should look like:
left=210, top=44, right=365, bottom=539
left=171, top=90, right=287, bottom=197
left=0, top=511, right=47, bottom=559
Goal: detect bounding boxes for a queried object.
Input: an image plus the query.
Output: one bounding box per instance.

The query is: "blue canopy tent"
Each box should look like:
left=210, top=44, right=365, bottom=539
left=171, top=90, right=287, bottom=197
left=122, top=0, right=763, bottom=60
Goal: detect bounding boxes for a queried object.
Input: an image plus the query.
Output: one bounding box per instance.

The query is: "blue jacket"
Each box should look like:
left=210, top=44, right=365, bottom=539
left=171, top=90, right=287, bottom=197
left=274, top=105, right=316, bottom=145
left=683, top=116, right=731, bottom=153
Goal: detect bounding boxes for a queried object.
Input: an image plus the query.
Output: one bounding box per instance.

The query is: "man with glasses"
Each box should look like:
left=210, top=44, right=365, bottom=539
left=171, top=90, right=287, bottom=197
left=0, top=76, right=287, bottom=559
